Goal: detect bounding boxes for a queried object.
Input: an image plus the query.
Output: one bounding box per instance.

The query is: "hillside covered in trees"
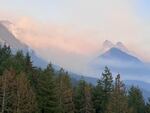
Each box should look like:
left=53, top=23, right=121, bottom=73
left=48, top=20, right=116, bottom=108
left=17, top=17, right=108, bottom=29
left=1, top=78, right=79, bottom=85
left=0, top=45, right=150, bottom=113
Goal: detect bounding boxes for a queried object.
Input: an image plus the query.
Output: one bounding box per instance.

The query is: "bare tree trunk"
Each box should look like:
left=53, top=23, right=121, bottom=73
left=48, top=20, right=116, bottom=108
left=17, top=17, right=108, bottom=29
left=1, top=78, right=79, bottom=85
left=16, top=78, right=20, bottom=113
left=1, top=75, right=6, bottom=113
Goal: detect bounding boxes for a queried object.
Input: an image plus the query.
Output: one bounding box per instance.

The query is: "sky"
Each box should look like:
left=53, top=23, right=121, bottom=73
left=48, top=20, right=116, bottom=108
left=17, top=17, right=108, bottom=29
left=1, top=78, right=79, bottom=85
left=0, top=0, right=150, bottom=75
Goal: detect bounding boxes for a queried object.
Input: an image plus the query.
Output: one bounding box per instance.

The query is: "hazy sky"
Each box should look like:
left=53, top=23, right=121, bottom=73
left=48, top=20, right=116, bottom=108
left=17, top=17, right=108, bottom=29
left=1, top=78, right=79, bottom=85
left=0, top=0, right=150, bottom=75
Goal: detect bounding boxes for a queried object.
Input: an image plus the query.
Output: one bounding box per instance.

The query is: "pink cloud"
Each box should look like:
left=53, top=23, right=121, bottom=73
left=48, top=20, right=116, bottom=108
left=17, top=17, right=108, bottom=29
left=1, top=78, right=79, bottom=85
left=14, top=17, right=99, bottom=55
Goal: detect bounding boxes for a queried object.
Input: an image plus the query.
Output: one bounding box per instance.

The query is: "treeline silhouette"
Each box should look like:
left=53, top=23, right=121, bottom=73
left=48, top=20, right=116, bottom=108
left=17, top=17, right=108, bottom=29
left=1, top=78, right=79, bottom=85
left=0, top=45, right=150, bottom=113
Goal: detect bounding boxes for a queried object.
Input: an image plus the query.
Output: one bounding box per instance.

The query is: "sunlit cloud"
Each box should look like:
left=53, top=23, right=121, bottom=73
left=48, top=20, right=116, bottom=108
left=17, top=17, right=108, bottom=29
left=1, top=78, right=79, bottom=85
left=13, top=17, right=100, bottom=56
left=0, top=0, right=150, bottom=76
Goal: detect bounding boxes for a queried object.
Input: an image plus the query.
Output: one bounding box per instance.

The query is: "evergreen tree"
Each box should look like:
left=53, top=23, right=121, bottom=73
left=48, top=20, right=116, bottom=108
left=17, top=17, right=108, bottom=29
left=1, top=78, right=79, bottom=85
left=145, top=98, right=150, bottom=113
left=0, top=69, right=17, bottom=113
left=74, top=80, right=95, bottom=113
left=12, top=51, right=26, bottom=74
left=93, top=66, right=113, bottom=113
left=0, top=43, right=149, bottom=113
left=57, top=68, right=75, bottom=113
left=106, top=74, right=132, bottom=113
left=0, top=69, right=37, bottom=113
left=92, top=82, right=103, bottom=113
left=128, top=86, right=145, bottom=113
left=15, top=72, right=37, bottom=113
left=100, top=66, right=113, bottom=93
left=37, top=64, right=59, bottom=113
left=0, top=45, right=12, bottom=75
left=25, top=52, right=33, bottom=73
left=84, top=84, right=95, bottom=113
left=24, top=52, right=38, bottom=92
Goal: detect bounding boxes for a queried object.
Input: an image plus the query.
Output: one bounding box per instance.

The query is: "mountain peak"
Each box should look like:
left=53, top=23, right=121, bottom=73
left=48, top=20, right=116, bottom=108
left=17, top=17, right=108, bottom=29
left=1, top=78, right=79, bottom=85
left=0, top=22, right=28, bottom=51
left=0, top=20, right=12, bottom=26
left=101, top=40, right=114, bottom=53
left=103, top=40, right=114, bottom=47
left=116, top=41, right=124, bottom=46
left=101, top=40, right=133, bottom=55
left=0, top=20, right=48, bottom=68
left=115, top=41, right=129, bottom=53
left=100, top=47, right=142, bottom=64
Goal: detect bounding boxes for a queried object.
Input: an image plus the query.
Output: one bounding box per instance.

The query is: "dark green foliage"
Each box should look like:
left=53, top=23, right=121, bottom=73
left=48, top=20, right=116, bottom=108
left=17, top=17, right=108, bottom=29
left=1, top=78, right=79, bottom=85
left=0, top=69, right=37, bottom=113
left=100, top=66, right=113, bottom=93
left=92, top=66, right=113, bottom=113
left=12, top=51, right=26, bottom=74
left=145, top=98, right=150, bottom=113
left=0, top=45, right=149, bottom=113
left=0, top=45, right=11, bottom=75
left=128, top=86, right=145, bottom=113
left=92, top=81, right=104, bottom=113
left=25, top=52, right=33, bottom=73
left=74, top=80, right=95, bottom=113
left=36, top=64, right=59, bottom=113
left=106, top=74, right=132, bottom=113
left=57, top=68, right=75, bottom=113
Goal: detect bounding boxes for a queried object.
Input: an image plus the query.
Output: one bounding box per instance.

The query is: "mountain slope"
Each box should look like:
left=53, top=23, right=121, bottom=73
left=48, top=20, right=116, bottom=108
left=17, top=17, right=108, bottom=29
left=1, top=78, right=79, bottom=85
left=0, top=23, right=28, bottom=52
left=101, top=40, right=114, bottom=53
left=115, top=42, right=130, bottom=54
left=100, top=47, right=142, bottom=64
left=101, top=40, right=134, bottom=56
left=91, top=41, right=150, bottom=82
left=125, top=80, right=150, bottom=101
left=0, top=21, right=48, bottom=68
left=0, top=21, right=150, bottom=100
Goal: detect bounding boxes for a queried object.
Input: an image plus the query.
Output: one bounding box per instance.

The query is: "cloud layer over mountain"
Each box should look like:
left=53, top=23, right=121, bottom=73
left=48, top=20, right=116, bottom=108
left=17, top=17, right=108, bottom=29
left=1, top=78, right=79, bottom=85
left=0, top=0, right=150, bottom=76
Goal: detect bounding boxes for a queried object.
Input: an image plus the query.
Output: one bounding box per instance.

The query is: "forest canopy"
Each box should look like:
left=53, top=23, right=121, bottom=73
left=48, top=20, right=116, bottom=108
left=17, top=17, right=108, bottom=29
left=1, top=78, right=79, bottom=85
left=0, top=45, right=149, bottom=113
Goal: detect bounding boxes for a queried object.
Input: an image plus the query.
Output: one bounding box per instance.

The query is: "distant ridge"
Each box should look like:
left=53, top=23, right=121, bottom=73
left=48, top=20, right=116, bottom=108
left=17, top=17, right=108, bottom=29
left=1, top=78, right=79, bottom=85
left=0, top=20, right=48, bottom=68
left=91, top=40, right=150, bottom=82
left=101, top=40, right=133, bottom=56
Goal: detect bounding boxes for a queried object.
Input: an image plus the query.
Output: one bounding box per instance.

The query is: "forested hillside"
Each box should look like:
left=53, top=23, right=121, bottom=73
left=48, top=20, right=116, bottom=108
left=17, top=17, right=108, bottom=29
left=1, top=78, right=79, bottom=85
left=0, top=45, right=150, bottom=113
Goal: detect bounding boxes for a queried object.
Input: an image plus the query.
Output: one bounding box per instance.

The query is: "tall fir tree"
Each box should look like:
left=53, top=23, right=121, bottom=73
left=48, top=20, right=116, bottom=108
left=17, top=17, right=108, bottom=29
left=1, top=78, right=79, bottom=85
left=37, top=64, right=59, bottom=113
left=0, top=45, right=12, bottom=75
left=12, top=51, right=26, bottom=74
left=84, top=84, right=95, bottom=113
left=93, top=66, right=113, bottom=113
left=0, top=43, right=149, bottom=113
left=0, top=69, right=37, bottom=113
left=106, top=74, right=132, bottom=113
left=92, top=82, right=103, bottom=113
left=145, top=98, right=150, bottom=113
left=0, top=69, right=17, bottom=113
left=57, top=68, right=75, bottom=113
left=25, top=52, right=33, bottom=73
left=74, top=80, right=95, bottom=113
left=128, top=86, right=145, bottom=113
left=15, top=72, right=37, bottom=113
